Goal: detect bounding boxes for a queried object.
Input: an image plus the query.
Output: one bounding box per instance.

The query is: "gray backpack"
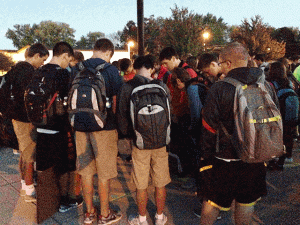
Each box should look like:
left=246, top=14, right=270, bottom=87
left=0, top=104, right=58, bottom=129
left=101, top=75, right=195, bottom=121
left=219, top=76, right=284, bottom=163
left=130, top=80, right=171, bottom=150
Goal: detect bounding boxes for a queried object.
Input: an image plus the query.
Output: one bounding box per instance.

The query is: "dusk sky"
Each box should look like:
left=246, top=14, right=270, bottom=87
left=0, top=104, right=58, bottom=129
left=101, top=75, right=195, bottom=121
left=1, top=0, right=299, bottom=50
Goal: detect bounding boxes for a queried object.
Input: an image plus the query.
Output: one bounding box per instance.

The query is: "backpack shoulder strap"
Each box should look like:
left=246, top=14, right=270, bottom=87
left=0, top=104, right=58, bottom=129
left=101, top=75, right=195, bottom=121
left=271, top=81, right=280, bottom=90
left=222, top=77, right=243, bottom=87
left=95, top=63, right=107, bottom=71
left=77, top=62, right=85, bottom=71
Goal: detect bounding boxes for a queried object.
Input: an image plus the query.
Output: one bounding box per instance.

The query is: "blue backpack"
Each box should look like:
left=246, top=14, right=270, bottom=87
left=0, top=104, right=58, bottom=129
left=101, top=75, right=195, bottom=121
left=272, top=81, right=300, bottom=126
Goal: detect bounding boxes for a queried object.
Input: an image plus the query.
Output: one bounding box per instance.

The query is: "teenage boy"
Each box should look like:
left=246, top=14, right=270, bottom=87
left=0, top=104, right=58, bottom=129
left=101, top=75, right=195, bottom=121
left=34, top=42, right=79, bottom=217
left=5, top=43, right=49, bottom=202
left=74, top=38, right=123, bottom=224
left=117, top=55, right=171, bottom=225
left=197, top=53, right=222, bottom=80
left=159, top=47, right=197, bottom=78
left=200, top=42, right=277, bottom=224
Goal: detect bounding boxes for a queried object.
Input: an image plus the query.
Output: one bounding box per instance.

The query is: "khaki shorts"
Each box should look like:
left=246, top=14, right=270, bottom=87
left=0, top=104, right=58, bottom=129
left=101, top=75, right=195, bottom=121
left=75, top=129, right=118, bottom=180
left=131, top=146, right=171, bottom=190
left=12, top=120, right=36, bottom=163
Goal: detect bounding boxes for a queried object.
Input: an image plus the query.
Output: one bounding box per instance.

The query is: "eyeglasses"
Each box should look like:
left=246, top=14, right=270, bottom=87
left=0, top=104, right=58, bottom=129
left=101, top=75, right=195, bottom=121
left=218, top=60, right=231, bottom=66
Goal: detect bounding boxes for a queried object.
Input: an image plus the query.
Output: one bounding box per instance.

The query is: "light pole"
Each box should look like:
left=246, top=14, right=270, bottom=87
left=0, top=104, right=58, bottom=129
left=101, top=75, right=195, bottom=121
left=128, top=41, right=134, bottom=58
left=203, top=31, right=210, bottom=51
left=137, top=0, right=144, bottom=56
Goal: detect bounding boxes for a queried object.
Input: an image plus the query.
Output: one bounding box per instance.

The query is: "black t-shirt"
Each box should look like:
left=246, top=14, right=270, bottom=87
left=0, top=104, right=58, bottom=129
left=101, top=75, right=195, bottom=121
left=5, top=61, right=35, bottom=122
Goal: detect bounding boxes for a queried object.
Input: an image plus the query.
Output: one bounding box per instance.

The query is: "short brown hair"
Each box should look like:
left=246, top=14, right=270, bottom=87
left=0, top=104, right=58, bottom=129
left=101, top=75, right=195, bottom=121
left=171, top=67, right=191, bottom=87
left=27, top=43, right=49, bottom=58
left=94, top=38, right=114, bottom=57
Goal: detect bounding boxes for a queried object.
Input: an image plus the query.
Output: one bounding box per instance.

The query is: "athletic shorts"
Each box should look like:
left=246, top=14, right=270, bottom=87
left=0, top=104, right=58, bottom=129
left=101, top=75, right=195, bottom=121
left=12, top=120, right=36, bottom=163
left=131, top=146, right=171, bottom=190
left=36, top=131, right=69, bottom=174
left=75, top=130, right=118, bottom=180
left=201, top=158, right=267, bottom=210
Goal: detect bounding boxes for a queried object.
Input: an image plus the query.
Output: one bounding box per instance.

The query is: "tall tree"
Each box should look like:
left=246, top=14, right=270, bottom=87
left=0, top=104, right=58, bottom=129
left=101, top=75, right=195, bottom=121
left=6, top=21, right=76, bottom=49
left=107, top=31, right=122, bottom=48
left=34, top=21, right=76, bottom=48
left=230, top=15, right=285, bottom=60
left=119, top=5, right=229, bottom=57
left=75, top=32, right=105, bottom=49
left=0, top=53, right=14, bottom=72
left=5, top=24, right=35, bottom=49
left=271, top=27, right=300, bottom=57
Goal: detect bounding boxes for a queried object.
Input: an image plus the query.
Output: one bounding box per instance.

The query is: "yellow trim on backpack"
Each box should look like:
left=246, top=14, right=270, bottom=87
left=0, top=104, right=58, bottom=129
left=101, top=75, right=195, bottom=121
left=242, top=85, right=248, bottom=90
left=250, top=115, right=281, bottom=124
left=199, top=165, right=213, bottom=172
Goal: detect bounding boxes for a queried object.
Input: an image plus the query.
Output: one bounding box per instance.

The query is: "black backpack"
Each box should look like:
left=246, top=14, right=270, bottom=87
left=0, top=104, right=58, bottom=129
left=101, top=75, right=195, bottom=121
left=130, top=80, right=171, bottom=149
left=68, top=62, right=108, bottom=132
left=24, top=67, right=64, bottom=126
left=0, top=68, right=20, bottom=119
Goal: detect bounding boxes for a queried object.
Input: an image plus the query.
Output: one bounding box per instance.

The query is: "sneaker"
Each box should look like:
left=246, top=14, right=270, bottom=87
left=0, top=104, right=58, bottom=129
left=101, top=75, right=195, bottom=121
left=59, top=196, right=84, bottom=213
left=84, top=211, right=97, bottom=224
left=128, top=215, right=149, bottom=225
left=154, top=213, right=167, bottom=225
left=193, top=208, right=222, bottom=220
left=284, top=157, right=293, bottom=164
left=20, top=189, right=26, bottom=197
left=98, top=210, right=122, bottom=224
left=24, top=192, right=36, bottom=203
left=69, top=196, right=84, bottom=207
left=13, top=149, right=20, bottom=155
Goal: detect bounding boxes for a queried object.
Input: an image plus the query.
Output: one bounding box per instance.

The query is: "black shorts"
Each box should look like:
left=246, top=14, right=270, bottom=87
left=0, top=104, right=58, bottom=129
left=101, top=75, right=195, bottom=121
left=36, top=131, right=73, bottom=175
left=200, top=158, right=267, bottom=210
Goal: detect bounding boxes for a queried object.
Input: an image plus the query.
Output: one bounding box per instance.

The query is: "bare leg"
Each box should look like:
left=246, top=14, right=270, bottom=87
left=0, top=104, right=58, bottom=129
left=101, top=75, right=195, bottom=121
left=81, top=174, right=95, bottom=213
left=200, top=200, right=220, bottom=225
left=155, top=186, right=166, bottom=215
left=234, top=203, right=254, bottom=225
left=137, top=189, right=148, bottom=216
left=24, top=162, right=34, bottom=185
left=58, top=172, right=70, bottom=197
left=19, top=157, right=25, bottom=181
left=98, top=179, right=110, bottom=217
left=68, top=171, right=81, bottom=198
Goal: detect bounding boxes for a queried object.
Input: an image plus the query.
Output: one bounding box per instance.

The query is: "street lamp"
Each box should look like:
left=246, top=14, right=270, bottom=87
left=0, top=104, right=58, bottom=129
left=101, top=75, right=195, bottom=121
left=203, top=31, right=210, bottom=51
left=128, top=41, right=134, bottom=58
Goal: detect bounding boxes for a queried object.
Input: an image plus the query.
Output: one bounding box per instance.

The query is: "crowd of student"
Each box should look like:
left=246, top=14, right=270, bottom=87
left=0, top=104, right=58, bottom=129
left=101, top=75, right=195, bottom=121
left=1, top=38, right=300, bottom=225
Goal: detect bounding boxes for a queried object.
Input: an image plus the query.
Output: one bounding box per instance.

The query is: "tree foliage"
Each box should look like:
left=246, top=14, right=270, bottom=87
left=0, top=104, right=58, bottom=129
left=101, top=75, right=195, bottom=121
left=6, top=24, right=35, bottom=49
left=271, top=27, right=297, bottom=44
left=75, top=32, right=105, bottom=49
left=0, top=53, right=14, bottom=72
left=6, top=21, right=76, bottom=49
left=107, top=32, right=123, bottom=48
left=119, top=5, right=229, bottom=57
left=34, top=21, right=76, bottom=48
left=230, top=15, right=286, bottom=60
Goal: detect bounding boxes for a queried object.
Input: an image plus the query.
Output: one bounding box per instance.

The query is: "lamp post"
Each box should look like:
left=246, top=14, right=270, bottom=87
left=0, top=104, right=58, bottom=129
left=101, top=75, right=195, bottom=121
left=203, top=31, right=210, bottom=51
left=137, top=0, right=144, bottom=56
left=128, top=41, right=134, bottom=58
